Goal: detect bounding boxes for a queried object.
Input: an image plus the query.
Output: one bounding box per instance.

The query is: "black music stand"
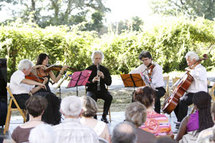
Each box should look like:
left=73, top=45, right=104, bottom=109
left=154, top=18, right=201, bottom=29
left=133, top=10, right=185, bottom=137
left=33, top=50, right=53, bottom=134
left=67, top=70, right=92, bottom=96
left=120, top=73, right=145, bottom=90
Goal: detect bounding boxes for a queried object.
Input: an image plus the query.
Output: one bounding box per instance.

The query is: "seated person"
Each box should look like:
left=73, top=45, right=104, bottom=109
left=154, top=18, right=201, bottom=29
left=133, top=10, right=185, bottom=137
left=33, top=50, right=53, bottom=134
left=112, top=122, right=137, bottom=143
left=54, top=96, right=99, bottom=143
left=176, top=91, right=214, bottom=142
left=125, top=102, right=156, bottom=143
left=196, top=102, right=215, bottom=142
left=133, top=86, right=173, bottom=136
left=28, top=124, right=55, bottom=143
left=10, top=96, right=47, bottom=143
left=86, top=51, right=112, bottom=123
left=10, top=59, right=46, bottom=109
left=80, top=96, right=111, bottom=143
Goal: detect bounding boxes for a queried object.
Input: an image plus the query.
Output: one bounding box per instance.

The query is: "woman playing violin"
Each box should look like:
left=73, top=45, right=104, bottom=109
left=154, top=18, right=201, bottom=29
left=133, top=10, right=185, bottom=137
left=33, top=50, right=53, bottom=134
left=130, top=51, right=166, bottom=114
left=33, top=53, right=68, bottom=125
left=174, top=51, right=208, bottom=129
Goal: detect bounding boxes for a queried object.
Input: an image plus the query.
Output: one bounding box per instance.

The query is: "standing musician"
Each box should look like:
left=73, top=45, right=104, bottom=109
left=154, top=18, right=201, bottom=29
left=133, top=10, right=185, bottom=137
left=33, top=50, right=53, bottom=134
left=10, top=59, right=46, bottom=109
left=174, top=51, right=207, bottom=128
left=130, top=51, right=166, bottom=113
left=86, top=51, right=112, bottom=123
left=32, top=53, right=68, bottom=125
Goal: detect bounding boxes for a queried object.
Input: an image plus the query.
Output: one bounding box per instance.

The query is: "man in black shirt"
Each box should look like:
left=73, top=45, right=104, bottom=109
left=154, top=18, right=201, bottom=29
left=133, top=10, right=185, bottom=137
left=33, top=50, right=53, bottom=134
left=86, top=51, right=112, bottom=123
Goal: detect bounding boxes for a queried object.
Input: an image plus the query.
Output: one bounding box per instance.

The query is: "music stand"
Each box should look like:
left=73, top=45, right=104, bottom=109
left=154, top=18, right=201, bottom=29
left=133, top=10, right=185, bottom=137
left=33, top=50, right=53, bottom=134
left=120, top=73, right=145, bottom=90
left=67, top=70, right=92, bottom=96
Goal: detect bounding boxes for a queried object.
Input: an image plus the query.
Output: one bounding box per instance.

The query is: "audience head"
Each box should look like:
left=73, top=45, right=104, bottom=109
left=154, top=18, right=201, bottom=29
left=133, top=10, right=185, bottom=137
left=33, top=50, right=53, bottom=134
left=81, top=96, right=98, bottom=117
left=156, top=136, right=176, bottom=143
left=18, top=59, right=33, bottom=75
left=193, top=91, right=213, bottom=132
left=91, top=50, right=104, bottom=64
left=139, top=51, right=152, bottom=60
left=112, top=122, right=137, bottom=143
left=125, top=102, right=147, bottom=127
left=29, top=124, right=55, bottom=143
left=25, top=96, right=47, bottom=117
left=133, top=86, right=155, bottom=108
left=60, top=96, right=82, bottom=117
left=36, top=53, right=49, bottom=65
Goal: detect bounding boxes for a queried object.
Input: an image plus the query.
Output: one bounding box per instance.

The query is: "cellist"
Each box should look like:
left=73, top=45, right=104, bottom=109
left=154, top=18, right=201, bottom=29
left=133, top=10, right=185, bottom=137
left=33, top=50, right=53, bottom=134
left=130, top=51, right=166, bottom=113
left=174, top=51, right=207, bottom=129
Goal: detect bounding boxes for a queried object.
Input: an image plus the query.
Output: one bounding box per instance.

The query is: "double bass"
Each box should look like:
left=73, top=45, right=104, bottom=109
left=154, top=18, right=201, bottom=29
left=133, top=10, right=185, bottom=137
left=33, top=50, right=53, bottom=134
left=162, top=54, right=207, bottom=114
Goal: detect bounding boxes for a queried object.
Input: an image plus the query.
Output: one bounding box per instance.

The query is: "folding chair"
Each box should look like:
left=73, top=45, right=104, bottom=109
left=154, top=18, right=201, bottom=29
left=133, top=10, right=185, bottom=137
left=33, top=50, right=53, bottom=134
left=3, top=86, right=27, bottom=134
left=163, top=75, right=169, bottom=99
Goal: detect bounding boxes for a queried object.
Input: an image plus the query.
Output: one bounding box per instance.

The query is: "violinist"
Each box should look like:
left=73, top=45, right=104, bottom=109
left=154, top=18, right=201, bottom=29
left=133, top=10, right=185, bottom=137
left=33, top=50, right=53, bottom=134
left=174, top=51, right=207, bottom=129
left=130, top=51, right=166, bottom=113
left=33, top=53, right=68, bottom=125
left=10, top=59, right=46, bottom=109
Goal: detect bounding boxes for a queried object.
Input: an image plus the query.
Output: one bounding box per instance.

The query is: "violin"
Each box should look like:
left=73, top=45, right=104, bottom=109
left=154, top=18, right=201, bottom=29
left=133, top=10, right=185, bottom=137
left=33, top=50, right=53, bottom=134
left=44, top=65, right=77, bottom=72
left=25, top=72, right=44, bottom=83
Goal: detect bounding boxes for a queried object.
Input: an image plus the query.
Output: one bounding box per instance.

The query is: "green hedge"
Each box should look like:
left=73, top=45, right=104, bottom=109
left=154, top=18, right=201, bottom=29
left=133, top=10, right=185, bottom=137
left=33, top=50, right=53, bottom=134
left=0, top=17, right=215, bottom=80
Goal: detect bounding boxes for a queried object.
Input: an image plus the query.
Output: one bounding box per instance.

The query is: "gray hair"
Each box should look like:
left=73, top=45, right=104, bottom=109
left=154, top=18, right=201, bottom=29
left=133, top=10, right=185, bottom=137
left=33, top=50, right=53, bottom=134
left=18, top=59, right=33, bottom=71
left=60, top=96, right=82, bottom=117
left=81, top=96, right=98, bottom=117
left=112, top=122, right=137, bottom=143
left=29, top=124, right=56, bottom=143
left=125, top=102, right=147, bottom=127
left=91, top=50, right=104, bottom=62
left=185, top=51, right=199, bottom=61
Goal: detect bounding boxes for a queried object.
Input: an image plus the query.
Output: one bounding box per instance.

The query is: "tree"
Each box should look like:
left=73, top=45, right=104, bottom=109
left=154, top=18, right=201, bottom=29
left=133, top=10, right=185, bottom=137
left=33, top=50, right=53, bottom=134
left=0, top=0, right=109, bottom=28
left=150, top=0, right=215, bottom=20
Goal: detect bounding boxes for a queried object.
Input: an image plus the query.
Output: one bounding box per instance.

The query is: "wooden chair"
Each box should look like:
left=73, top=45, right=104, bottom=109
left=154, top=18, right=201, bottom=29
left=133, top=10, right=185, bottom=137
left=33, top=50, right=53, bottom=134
left=163, top=75, right=170, bottom=99
left=3, top=86, right=27, bottom=134
left=209, top=82, right=215, bottom=101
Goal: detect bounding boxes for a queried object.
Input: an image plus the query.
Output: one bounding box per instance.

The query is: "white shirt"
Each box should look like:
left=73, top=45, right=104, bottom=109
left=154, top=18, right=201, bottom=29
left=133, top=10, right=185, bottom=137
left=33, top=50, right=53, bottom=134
left=54, top=118, right=99, bottom=143
left=130, top=62, right=165, bottom=88
left=187, top=64, right=207, bottom=93
left=10, top=70, right=34, bottom=94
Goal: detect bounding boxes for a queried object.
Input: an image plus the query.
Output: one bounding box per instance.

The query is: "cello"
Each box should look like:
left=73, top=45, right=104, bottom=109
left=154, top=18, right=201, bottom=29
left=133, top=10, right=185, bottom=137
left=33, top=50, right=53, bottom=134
left=162, top=54, right=207, bottom=114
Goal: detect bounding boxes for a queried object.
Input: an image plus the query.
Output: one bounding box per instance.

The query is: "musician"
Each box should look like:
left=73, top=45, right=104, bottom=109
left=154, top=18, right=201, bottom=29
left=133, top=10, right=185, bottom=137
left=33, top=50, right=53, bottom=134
left=174, top=51, right=207, bottom=128
left=130, top=51, right=166, bottom=113
left=10, top=59, right=46, bottom=109
left=86, top=51, right=112, bottom=123
left=33, top=53, right=68, bottom=125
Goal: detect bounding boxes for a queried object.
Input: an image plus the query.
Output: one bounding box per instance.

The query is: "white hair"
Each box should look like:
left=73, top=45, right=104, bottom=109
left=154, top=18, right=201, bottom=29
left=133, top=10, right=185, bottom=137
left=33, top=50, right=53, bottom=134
left=18, top=59, right=33, bottom=70
left=91, top=50, right=104, bottom=62
left=185, top=51, right=199, bottom=61
left=60, top=96, right=82, bottom=117
left=29, top=124, right=56, bottom=143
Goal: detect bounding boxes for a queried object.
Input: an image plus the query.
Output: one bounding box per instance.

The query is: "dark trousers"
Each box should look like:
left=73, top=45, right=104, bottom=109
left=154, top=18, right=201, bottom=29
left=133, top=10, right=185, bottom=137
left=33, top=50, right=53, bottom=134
left=155, top=87, right=166, bottom=113
left=87, top=91, right=112, bottom=117
left=12, top=94, right=30, bottom=109
left=174, top=93, right=194, bottom=122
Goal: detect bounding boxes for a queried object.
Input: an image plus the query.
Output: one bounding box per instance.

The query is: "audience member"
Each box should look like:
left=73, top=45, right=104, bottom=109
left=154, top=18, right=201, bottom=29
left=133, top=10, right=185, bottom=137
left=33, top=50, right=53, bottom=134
left=112, top=122, right=137, bottom=143
left=28, top=124, right=55, bottom=143
left=176, top=91, right=214, bottom=142
left=196, top=102, right=215, bottom=143
left=133, top=86, right=173, bottom=136
left=80, top=96, right=111, bottom=143
left=54, top=96, right=99, bottom=143
left=125, top=102, right=156, bottom=143
left=10, top=96, right=47, bottom=143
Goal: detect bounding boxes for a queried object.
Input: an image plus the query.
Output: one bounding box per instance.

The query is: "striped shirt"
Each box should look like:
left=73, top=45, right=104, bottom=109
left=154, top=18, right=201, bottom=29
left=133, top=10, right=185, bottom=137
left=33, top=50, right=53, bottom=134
left=139, top=111, right=173, bottom=136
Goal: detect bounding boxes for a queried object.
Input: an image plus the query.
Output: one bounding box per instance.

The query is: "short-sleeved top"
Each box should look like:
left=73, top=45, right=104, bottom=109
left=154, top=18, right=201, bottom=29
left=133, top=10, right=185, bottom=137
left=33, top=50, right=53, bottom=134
left=11, top=126, right=34, bottom=143
left=10, top=70, right=34, bottom=94
left=139, top=111, right=172, bottom=136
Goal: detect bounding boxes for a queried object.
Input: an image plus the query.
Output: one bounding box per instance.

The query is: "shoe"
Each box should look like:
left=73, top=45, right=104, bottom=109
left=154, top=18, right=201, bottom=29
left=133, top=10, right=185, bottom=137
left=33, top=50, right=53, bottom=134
left=101, top=117, right=109, bottom=124
left=175, top=121, right=181, bottom=129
